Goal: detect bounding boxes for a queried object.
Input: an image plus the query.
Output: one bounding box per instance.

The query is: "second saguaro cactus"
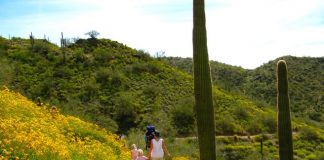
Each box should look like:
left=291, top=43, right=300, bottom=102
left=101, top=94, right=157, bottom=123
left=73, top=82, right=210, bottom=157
left=277, top=60, right=293, bottom=160
left=29, top=32, right=35, bottom=50
left=193, top=0, right=216, bottom=159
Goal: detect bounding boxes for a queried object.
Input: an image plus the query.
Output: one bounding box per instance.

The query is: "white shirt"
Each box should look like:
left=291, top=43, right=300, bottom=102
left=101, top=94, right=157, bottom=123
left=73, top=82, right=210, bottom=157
left=151, top=138, right=164, bottom=158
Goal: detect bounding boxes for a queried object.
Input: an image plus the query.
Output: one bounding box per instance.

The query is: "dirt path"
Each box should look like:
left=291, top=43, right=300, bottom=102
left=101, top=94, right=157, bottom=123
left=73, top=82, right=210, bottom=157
left=174, top=133, right=277, bottom=141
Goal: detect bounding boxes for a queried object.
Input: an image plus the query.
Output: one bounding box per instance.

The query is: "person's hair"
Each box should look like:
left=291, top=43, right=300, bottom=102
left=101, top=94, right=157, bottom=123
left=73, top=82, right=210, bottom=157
left=137, top=149, right=144, bottom=156
left=154, top=131, right=160, bottom=137
left=131, top=144, right=137, bottom=150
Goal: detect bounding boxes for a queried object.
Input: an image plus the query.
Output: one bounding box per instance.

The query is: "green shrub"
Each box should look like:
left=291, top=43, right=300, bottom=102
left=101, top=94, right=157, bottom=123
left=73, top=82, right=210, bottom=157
left=142, top=84, right=160, bottom=99
left=9, top=49, right=30, bottom=62
left=146, top=62, right=161, bottom=74
left=134, top=50, right=151, bottom=61
left=233, top=106, right=250, bottom=120
left=216, top=116, right=237, bottom=135
left=94, top=115, right=118, bottom=133
left=171, top=97, right=195, bottom=136
left=93, top=48, right=115, bottom=63
left=95, top=68, right=113, bottom=84
left=112, top=92, right=139, bottom=133
left=299, top=126, right=320, bottom=141
left=246, top=122, right=262, bottom=135
left=261, top=114, right=277, bottom=133
left=309, top=112, right=322, bottom=122
left=221, top=145, right=253, bottom=160
left=110, top=71, right=125, bottom=87
left=33, top=42, right=50, bottom=56
left=128, top=62, right=147, bottom=74
left=126, top=129, right=146, bottom=150
left=316, top=152, right=324, bottom=160
left=306, top=154, right=317, bottom=160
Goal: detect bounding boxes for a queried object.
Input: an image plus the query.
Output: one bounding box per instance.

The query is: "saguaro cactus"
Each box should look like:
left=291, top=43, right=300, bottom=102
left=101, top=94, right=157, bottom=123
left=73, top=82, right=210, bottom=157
left=61, top=32, right=65, bottom=49
left=61, top=32, right=66, bottom=63
left=193, top=0, right=216, bottom=159
left=277, top=60, right=293, bottom=160
left=29, top=32, right=35, bottom=50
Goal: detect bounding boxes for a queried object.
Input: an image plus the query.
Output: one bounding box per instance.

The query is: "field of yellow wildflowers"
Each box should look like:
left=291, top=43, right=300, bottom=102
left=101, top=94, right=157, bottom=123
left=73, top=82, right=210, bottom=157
left=0, top=87, right=130, bottom=159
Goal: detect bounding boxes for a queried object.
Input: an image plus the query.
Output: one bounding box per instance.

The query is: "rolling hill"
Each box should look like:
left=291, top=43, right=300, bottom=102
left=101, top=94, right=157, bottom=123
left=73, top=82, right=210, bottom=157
left=163, top=56, right=324, bottom=123
left=0, top=36, right=324, bottom=159
left=0, top=36, right=284, bottom=137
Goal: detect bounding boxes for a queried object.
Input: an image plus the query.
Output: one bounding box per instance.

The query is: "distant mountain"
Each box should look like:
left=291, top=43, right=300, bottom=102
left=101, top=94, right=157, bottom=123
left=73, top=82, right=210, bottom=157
left=163, top=56, right=324, bottom=122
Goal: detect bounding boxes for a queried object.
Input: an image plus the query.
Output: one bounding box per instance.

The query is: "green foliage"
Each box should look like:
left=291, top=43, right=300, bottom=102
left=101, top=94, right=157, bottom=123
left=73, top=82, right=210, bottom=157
left=171, top=97, right=195, bottom=136
left=0, top=37, right=196, bottom=135
left=261, top=114, right=277, bottom=133
left=299, top=126, right=320, bottom=141
left=163, top=56, right=324, bottom=119
left=221, top=145, right=253, bottom=160
left=112, top=92, right=139, bottom=133
left=233, top=105, right=251, bottom=120
left=126, top=129, right=146, bottom=150
left=1, top=35, right=323, bottom=159
left=216, top=116, right=239, bottom=135
left=316, top=152, right=324, bottom=160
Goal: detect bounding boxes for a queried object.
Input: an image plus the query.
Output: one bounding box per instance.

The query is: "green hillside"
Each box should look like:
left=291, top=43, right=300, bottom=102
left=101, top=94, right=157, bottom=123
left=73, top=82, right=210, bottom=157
left=1, top=36, right=324, bottom=159
left=0, top=36, right=283, bottom=137
left=163, top=56, right=324, bottom=123
left=245, top=56, right=323, bottom=119
left=0, top=36, right=194, bottom=135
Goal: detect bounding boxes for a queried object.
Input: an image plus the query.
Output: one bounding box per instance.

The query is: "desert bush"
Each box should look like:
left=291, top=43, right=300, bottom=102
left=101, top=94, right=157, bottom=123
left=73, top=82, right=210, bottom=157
left=171, top=97, right=195, bottom=136
left=216, top=116, right=237, bottom=135
left=233, top=106, right=250, bottom=120
left=299, top=126, right=320, bottom=141
left=221, top=145, right=253, bottom=160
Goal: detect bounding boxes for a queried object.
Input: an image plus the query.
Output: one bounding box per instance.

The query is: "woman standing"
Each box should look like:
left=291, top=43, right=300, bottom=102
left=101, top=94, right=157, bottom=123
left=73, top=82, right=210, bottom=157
left=148, top=131, right=170, bottom=160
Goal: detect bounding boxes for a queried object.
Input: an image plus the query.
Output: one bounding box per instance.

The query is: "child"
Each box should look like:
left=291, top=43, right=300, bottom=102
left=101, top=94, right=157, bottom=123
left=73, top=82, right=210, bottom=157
left=136, top=149, right=148, bottom=160
left=131, top=144, right=138, bottom=160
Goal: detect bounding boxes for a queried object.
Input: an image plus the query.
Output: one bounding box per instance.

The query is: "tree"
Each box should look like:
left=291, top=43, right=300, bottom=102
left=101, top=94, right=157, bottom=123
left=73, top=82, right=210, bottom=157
left=193, top=0, right=216, bottom=159
left=85, top=30, right=100, bottom=39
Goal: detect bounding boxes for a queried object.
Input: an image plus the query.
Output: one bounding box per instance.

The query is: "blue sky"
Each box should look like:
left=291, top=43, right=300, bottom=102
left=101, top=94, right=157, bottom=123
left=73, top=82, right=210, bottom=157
left=0, top=0, right=323, bottom=69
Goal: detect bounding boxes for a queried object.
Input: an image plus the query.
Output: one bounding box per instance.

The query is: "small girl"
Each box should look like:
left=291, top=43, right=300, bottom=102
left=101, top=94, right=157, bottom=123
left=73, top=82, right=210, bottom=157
left=136, top=149, right=148, bottom=160
left=131, top=144, right=138, bottom=160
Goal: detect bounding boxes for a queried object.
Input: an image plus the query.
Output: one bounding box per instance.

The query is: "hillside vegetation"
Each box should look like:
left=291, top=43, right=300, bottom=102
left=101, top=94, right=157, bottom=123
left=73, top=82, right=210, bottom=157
left=0, top=36, right=193, bottom=135
left=163, top=56, right=324, bottom=123
left=0, top=88, right=129, bottom=159
left=0, top=36, right=281, bottom=137
left=1, top=36, right=324, bottom=159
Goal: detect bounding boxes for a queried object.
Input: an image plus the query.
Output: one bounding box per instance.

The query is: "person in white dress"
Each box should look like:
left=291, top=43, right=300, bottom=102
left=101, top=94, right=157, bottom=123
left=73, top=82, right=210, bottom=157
left=147, top=131, right=170, bottom=160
